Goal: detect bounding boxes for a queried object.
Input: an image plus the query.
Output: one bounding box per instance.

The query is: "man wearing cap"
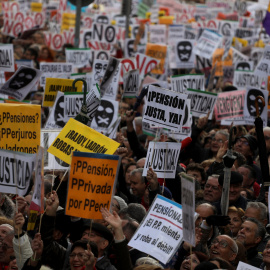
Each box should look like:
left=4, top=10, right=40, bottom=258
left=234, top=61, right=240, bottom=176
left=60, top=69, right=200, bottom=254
left=214, top=171, right=247, bottom=215
left=233, top=135, right=262, bottom=184
left=81, top=223, right=116, bottom=270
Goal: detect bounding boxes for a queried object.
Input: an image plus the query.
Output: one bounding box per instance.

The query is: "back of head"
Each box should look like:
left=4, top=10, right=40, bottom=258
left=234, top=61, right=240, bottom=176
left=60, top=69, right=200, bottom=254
left=134, top=265, right=163, bottom=270
left=135, top=257, right=163, bottom=268
left=127, top=203, right=146, bottom=223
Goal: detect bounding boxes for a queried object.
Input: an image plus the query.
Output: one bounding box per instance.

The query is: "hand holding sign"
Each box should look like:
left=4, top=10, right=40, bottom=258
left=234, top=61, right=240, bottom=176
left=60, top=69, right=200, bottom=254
left=16, top=196, right=27, bottom=214
left=197, top=111, right=210, bottom=129
left=83, top=244, right=97, bottom=270
left=13, top=212, right=25, bottom=235
left=146, top=167, right=158, bottom=191
left=31, top=233, right=43, bottom=261
left=45, top=191, right=59, bottom=216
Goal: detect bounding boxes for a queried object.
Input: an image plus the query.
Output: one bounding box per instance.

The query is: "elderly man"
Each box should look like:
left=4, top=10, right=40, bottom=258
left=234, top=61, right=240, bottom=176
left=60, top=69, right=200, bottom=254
left=237, top=217, right=266, bottom=267
left=203, top=175, right=222, bottom=203
left=0, top=231, right=15, bottom=269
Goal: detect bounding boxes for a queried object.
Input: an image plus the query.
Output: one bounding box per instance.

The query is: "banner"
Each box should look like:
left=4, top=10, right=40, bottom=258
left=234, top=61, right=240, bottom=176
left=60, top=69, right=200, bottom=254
left=129, top=195, right=183, bottom=264
left=48, top=118, right=120, bottom=164
left=43, top=78, right=83, bottom=107
left=65, top=48, right=91, bottom=68
left=233, top=71, right=265, bottom=90
left=0, top=66, right=42, bottom=101
left=214, top=90, right=245, bottom=121
left=0, top=104, right=41, bottom=153
left=186, top=89, right=217, bottom=118
left=66, top=152, right=120, bottom=219
left=181, top=173, right=196, bottom=247
left=143, top=142, right=181, bottom=178
left=0, top=149, right=36, bottom=196
left=194, top=29, right=223, bottom=59
left=123, top=69, right=139, bottom=98
left=244, top=88, right=268, bottom=126
left=171, top=74, right=205, bottom=94
left=143, top=85, right=189, bottom=131
left=145, top=43, right=167, bottom=74
left=0, top=44, right=15, bottom=72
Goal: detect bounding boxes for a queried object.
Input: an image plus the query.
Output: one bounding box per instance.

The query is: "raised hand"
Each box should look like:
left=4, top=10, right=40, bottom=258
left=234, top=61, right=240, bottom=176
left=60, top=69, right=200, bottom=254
left=84, top=244, right=97, bottom=270
left=45, top=191, right=59, bottom=216
left=146, top=167, right=158, bottom=190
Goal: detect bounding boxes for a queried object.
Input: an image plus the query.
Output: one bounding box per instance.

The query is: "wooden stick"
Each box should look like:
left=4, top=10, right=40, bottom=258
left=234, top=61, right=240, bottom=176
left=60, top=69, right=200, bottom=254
left=190, top=245, right=192, bottom=270
left=88, top=220, right=93, bottom=245
left=162, top=143, right=168, bottom=195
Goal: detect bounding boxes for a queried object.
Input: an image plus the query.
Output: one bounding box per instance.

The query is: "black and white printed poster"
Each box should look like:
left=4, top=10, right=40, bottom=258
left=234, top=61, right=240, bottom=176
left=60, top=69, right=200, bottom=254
left=91, top=59, right=108, bottom=90
left=0, top=66, right=42, bottom=101
left=174, top=39, right=195, bottom=69
left=0, top=44, right=15, bottom=72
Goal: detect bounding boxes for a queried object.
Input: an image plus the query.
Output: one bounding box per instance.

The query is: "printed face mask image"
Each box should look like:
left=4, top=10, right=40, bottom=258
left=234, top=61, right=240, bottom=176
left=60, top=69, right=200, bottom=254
left=9, top=68, right=36, bottom=90
left=94, top=100, right=114, bottom=128
left=177, top=41, right=192, bottom=62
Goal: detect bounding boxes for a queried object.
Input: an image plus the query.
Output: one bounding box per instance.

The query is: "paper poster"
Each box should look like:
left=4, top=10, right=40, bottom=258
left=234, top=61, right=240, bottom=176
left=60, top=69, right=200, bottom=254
left=149, top=24, right=167, bottom=44
left=143, top=142, right=181, bottom=178
left=186, top=88, right=217, bottom=118
left=236, top=261, right=260, bottom=270
left=123, top=69, right=140, bottom=98
left=181, top=173, right=196, bottom=247
left=235, top=61, right=254, bottom=71
left=254, top=45, right=270, bottom=77
left=214, top=90, right=246, bottom=121
left=103, top=63, right=121, bottom=100
left=48, top=118, right=120, bottom=164
left=174, top=39, right=196, bottom=69
left=91, top=23, right=118, bottom=44
left=128, top=195, right=183, bottom=264
left=171, top=74, right=205, bottom=94
left=0, top=149, right=36, bottom=196
left=0, top=66, right=42, bottom=101
left=43, top=78, right=83, bottom=107
left=244, top=87, right=268, bottom=126
left=66, top=152, right=119, bottom=219
left=143, top=85, right=189, bottom=131
left=0, top=103, right=41, bottom=153
left=233, top=71, right=265, bottom=90
left=145, top=43, right=167, bottom=75
left=135, top=53, right=160, bottom=79
left=0, top=44, right=15, bottom=72
left=91, top=98, right=119, bottom=133
left=65, top=48, right=91, bottom=68
left=91, top=59, right=108, bottom=90
left=194, top=29, right=223, bottom=59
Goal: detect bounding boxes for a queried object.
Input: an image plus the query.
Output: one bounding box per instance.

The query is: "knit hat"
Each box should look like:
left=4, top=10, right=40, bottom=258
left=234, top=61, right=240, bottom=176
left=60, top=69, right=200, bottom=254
left=113, top=196, right=127, bottom=210
left=240, top=135, right=257, bottom=153
left=0, top=224, right=13, bottom=231
left=218, top=171, right=243, bottom=186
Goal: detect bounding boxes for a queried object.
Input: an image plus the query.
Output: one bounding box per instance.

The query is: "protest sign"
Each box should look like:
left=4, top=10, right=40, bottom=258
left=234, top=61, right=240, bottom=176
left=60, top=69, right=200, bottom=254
left=221, top=117, right=246, bottom=126
left=254, top=44, right=270, bottom=77
left=244, top=87, right=268, bottom=126
left=142, top=121, right=157, bottom=137
left=236, top=261, right=260, bottom=270
left=0, top=66, right=42, bottom=101
left=66, top=152, right=120, bottom=219
left=143, top=85, right=188, bottom=131
left=48, top=118, right=120, bottom=164
left=168, top=25, right=185, bottom=41
left=64, top=92, right=84, bottom=121
left=43, top=78, right=83, bottom=107
left=91, top=59, right=108, bottom=90
left=168, top=126, right=192, bottom=142
left=120, top=58, right=136, bottom=83
left=194, top=29, right=223, bottom=59
left=149, top=24, right=167, bottom=44
left=30, top=147, right=44, bottom=212
left=123, top=69, right=139, bottom=98
left=0, top=44, right=15, bottom=72
left=214, top=90, right=246, bottom=121
left=0, top=149, right=36, bottom=196
left=135, top=53, right=160, bottom=79
left=65, top=48, right=91, bottom=68
left=143, top=142, right=181, bottom=178
left=100, top=57, right=120, bottom=97
left=212, top=48, right=233, bottom=77
left=91, top=98, right=119, bottom=133
left=174, top=39, right=195, bottom=69
left=124, top=38, right=136, bottom=58
left=181, top=173, right=196, bottom=247
left=129, top=194, right=183, bottom=264
left=0, top=103, right=41, bottom=153
left=233, top=71, right=265, bottom=90
left=103, top=63, right=121, bottom=100
left=145, top=43, right=167, bottom=75
left=91, top=23, right=118, bottom=44
left=186, top=88, right=217, bottom=118
left=171, top=74, right=205, bottom=94
left=106, top=117, right=121, bottom=139
left=235, top=61, right=254, bottom=71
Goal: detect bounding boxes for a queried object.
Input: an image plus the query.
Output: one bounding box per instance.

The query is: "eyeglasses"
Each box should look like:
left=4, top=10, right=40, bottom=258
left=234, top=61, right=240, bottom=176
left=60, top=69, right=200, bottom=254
left=205, top=184, right=219, bottom=191
left=69, top=252, right=85, bottom=260
left=211, top=238, right=236, bottom=253
left=212, top=138, right=224, bottom=143
left=0, top=241, right=13, bottom=252
left=183, top=256, right=199, bottom=264
left=235, top=139, right=249, bottom=146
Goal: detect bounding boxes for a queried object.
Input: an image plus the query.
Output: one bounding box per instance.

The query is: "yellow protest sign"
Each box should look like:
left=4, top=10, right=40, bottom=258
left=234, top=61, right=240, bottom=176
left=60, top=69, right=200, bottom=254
left=43, top=78, right=83, bottom=107
left=212, top=48, right=233, bottom=77
left=145, top=43, right=167, bottom=75
left=159, top=16, right=174, bottom=25
left=66, top=152, right=119, bottom=219
left=31, top=2, right=42, bottom=12
left=232, top=37, right=248, bottom=47
left=61, top=13, right=76, bottom=31
left=47, top=118, right=120, bottom=164
left=0, top=104, right=41, bottom=154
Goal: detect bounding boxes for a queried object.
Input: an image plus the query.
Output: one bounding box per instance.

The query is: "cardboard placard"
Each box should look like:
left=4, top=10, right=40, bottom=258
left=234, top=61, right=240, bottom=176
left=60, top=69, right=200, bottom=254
left=66, top=152, right=119, bottom=219
left=233, top=71, right=265, bottom=90
left=47, top=118, right=120, bottom=164
left=123, top=69, right=140, bottom=98
left=0, top=44, right=15, bottom=72
left=65, top=48, right=91, bottom=68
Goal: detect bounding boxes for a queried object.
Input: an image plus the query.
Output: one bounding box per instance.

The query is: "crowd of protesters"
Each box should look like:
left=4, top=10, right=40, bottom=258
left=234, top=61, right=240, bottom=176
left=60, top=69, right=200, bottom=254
left=1, top=0, right=270, bottom=270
